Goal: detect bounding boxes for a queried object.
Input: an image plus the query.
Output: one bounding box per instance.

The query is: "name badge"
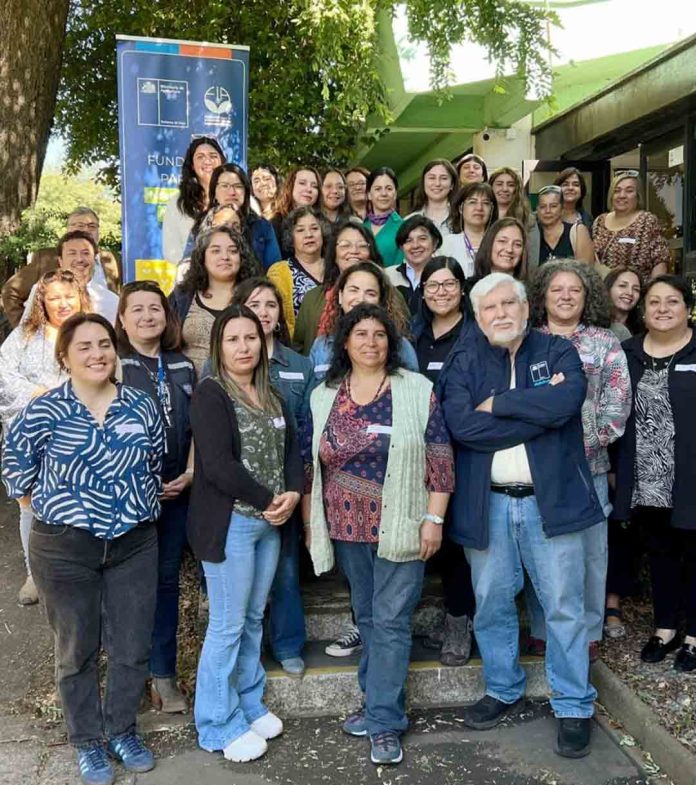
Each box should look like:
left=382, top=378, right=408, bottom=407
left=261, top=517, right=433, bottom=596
left=315, top=363, right=330, bottom=373
left=272, top=416, right=286, bottom=429
left=427, top=361, right=443, bottom=371
left=530, top=361, right=551, bottom=387
left=617, top=237, right=637, bottom=245
left=675, top=364, right=696, bottom=372
left=115, top=423, right=145, bottom=436
left=366, top=425, right=392, bottom=435
left=279, top=371, right=305, bottom=381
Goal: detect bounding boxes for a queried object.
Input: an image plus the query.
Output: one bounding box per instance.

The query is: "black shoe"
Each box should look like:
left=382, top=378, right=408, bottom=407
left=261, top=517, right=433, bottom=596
left=555, top=718, right=591, bottom=758
left=674, top=643, right=696, bottom=673
left=461, top=695, right=524, bottom=730
left=640, top=634, right=682, bottom=663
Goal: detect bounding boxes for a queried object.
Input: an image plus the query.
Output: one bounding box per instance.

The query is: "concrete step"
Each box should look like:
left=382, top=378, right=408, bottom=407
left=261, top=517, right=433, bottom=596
left=302, top=575, right=445, bottom=641
left=263, top=640, right=548, bottom=718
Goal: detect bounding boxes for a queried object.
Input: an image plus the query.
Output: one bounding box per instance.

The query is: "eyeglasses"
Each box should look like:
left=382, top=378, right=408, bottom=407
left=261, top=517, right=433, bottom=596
left=217, top=182, right=246, bottom=192
left=424, top=279, right=460, bottom=295
left=537, top=185, right=563, bottom=197
left=68, top=221, right=99, bottom=232
left=463, top=198, right=492, bottom=208
left=336, top=240, right=370, bottom=251
left=42, top=269, right=77, bottom=283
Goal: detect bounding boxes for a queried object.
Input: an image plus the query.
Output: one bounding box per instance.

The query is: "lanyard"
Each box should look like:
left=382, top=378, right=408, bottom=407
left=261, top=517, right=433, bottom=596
left=142, top=354, right=173, bottom=434
left=463, top=232, right=476, bottom=260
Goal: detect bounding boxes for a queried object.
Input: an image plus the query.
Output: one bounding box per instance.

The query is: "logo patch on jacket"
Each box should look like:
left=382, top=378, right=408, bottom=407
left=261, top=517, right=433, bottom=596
left=530, top=361, right=551, bottom=386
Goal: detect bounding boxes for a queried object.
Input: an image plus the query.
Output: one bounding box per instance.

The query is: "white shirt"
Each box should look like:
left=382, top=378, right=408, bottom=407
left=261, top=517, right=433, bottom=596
left=440, top=233, right=476, bottom=278
left=490, top=364, right=533, bottom=485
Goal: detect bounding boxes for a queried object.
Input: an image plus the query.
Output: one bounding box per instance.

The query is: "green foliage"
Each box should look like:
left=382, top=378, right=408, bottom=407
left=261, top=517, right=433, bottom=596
left=0, top=171, right=121, bottom=276
left=55, top=0, right=555, bottom=190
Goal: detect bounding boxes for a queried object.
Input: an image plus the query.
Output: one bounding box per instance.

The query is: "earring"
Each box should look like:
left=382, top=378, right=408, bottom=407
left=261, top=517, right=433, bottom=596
left=273, top=323, right=281, bottom=334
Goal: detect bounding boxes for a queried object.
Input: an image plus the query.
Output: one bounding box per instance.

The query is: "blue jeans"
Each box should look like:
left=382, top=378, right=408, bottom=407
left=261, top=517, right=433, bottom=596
left=466, top=493, right=596, bottom=719
left=526, top=473, right=609, bottom=643
left=334, top=541, right=424, bottom=735
left=195, top=512, right=280, bottom=750
left=150, top=493, right=190, bottom=677
left=268, top=514, right=306, bottom=660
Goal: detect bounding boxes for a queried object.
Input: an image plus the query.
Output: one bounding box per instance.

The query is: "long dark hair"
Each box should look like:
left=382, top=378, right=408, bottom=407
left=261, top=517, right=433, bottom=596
left=366, top=166, right=399, bottom=214
left=116, top=280, right=182, bottom=354
left=208, top=163, right=251, bottom=217
left=474, top=217, right=528, bottom=280
left=177, top=137, right=226, bottom=219
left=449, top=182, right=496, bottom=233
left=209, top=304, right=282, bottom=415
left=412, top=159, right=458, bottom=211
left=325, top=303, right=403, bottom=387
left=322, top=167, right=354, bottom=222
left=231, top=276, right=292, bottom=347
left=323, top=218, right=382, bottom=292
left=604, top=267, right=644, bottom=334
left=554, top=167, right=588, bottom=211
left=180, top=226, right=261, bottom=294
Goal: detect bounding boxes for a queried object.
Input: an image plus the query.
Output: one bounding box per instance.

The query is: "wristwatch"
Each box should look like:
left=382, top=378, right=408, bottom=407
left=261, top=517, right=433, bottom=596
left=422, top=513, right=444, bottom=525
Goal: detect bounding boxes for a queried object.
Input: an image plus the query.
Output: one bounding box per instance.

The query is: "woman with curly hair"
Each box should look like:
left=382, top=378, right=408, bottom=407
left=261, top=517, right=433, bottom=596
left=267, top=207, right=331, bottom=336
left=269, top=166, right=322, bottom=255
left=0, top=269, right=90, bottom=605
left=525, top=259, right=632, bottom=660
left=162, top=137, right=226, bottom=264
left=169, top=226, right=261, bottom=377
left=294, top=219, right=381, bottom=355
left=308, top=262, right=417, bottom=382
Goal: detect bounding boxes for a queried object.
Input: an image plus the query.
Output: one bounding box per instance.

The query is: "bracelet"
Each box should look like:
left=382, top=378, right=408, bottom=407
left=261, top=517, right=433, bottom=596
left=422, top=513, right=444, bottom=525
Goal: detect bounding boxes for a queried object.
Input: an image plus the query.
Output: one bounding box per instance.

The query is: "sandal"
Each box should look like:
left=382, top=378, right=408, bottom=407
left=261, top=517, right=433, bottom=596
left=603, top=608, right=626, bottom=640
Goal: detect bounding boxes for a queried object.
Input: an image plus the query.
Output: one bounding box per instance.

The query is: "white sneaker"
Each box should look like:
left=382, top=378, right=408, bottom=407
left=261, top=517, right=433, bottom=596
left=251, top=711, right=284, bottom=740
left=222, top=730, right=268, bottom=762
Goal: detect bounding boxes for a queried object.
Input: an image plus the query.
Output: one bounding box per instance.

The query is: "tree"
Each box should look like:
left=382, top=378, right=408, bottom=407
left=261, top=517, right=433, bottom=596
left=56, top=0, right=555, bottom=190
left=0, top=0, right=70, bottom=234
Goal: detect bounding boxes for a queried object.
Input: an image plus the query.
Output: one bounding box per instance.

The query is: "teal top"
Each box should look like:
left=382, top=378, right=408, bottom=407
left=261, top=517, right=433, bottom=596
left=364, top=212, right=404, bottom=268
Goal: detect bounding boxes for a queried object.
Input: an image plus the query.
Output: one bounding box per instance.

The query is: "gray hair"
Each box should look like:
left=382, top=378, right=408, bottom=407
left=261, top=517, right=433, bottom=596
left=68, top=206, right=99, bottom=224
left=469, top=272, right=527, bottom=317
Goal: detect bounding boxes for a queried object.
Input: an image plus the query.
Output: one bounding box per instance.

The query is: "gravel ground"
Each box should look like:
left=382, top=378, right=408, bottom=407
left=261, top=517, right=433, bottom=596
left=598, top=597, right=696, bottom=755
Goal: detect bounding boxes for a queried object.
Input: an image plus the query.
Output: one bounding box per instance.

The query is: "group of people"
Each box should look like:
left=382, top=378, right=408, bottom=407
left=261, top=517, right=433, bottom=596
left=1, top=139, right=694, bottom=785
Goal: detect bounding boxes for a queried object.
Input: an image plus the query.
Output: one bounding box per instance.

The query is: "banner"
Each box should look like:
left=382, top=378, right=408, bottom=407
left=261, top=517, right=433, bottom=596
left=116, top=35, right=249, bottom=290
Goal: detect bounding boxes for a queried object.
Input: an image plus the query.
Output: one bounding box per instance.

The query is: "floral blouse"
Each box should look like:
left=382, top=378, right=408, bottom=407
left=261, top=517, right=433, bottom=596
left=303, top=382, right=454, bottom=543
left=592, top=211, right=670, bottom=282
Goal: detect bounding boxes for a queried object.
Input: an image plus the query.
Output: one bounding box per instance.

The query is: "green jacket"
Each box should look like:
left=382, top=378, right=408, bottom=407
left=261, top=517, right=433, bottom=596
left=307, top=369, right=433, bottom=574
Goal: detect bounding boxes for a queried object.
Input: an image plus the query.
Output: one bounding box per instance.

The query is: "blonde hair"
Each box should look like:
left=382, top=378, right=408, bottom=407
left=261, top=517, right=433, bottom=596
left=25, top=270, right=91, bottom=337
left=607, top=172, right=643, bottom=212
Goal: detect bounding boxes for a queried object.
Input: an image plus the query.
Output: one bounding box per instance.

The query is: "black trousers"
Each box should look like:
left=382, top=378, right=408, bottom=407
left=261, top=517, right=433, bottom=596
left=633, top=507, right=696, bottom=637
left=430, top=535, right=476, bottom=618
left=606, top=519, right=640, bottom=598
left=30, top=520, right=158, bottom=745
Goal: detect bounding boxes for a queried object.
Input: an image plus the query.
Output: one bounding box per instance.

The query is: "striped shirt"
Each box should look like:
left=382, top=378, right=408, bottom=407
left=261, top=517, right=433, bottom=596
left=2, top=381, right=164, bottom=539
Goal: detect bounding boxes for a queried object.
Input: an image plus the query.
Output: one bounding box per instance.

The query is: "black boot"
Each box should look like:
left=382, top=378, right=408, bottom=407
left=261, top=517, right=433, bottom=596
left=555, top=718, right=591, bottom=758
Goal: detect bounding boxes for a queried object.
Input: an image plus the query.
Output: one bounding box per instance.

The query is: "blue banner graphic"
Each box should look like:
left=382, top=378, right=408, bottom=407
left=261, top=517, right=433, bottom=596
left=116, top=35, right=249, bottom=289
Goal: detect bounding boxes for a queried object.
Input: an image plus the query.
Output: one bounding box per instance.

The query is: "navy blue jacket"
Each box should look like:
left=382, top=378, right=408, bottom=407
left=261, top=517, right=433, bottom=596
left=437, top=324, right=603, bottom=549
left=248, top=215, right=282, bottom=270
left=120, top=350, right=195, bottom=482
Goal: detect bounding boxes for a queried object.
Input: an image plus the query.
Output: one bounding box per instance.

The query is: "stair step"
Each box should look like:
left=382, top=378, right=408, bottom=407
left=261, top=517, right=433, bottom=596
left=263, top=640, right=548, bottom=718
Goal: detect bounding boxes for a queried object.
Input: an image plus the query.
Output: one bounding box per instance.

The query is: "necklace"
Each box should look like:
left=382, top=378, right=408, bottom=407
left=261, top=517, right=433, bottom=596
left=346, top=372, right=388, bottom=405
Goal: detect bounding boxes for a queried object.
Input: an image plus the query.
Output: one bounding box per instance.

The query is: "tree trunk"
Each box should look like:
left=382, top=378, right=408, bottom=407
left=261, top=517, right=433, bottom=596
left=0, top=0, right=70, bottom=235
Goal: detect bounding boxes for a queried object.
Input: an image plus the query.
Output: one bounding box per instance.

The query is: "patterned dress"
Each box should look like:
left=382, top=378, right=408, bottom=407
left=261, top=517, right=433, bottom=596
left=592, top=211, right=670, bottom=282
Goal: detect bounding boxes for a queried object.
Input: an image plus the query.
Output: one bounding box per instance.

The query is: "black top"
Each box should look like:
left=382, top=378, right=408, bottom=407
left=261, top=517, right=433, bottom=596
left=539, top=221, right=574, bottom=265
left=611, top=331, right=696, bottom=529
left=413, top=318, right=466, bottom=384
left=187, top=377, right=304, bottom=562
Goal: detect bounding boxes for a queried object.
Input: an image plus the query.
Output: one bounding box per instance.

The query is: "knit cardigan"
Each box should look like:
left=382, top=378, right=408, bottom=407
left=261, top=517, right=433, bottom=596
left=307, top=369, right=433, bottom=574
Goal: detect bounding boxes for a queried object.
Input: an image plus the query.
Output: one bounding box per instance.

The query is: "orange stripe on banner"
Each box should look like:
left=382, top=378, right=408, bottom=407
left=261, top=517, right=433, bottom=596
left=179, top=45, right=232, bottom=59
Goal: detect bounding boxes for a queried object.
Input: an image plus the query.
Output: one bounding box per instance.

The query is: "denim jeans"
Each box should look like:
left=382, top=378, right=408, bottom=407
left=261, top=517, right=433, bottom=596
left=268, top=514, right=306, bottom=660
left=526, top=473, right=609, bottom=643
left=195, top=512, right=280, bottom=751
left=29, top=520, right=158, bottom=745
left=334, top=540, right=425, bottom=735
left=466, top=493, right=596, bottom=719
left=150, top=493, right=190, bottom=678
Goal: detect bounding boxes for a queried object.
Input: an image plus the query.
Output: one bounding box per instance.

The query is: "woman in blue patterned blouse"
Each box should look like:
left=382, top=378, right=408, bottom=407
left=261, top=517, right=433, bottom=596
left=2, top=313, right=165, bottom=785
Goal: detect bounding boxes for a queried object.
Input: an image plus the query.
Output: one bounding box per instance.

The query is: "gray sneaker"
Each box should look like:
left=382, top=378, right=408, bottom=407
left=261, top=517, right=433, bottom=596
left=370, top=731, right=403, bottom=765
left=342, top=708, right=367, bottom=737
left=440, top=613, right=473, bottom=667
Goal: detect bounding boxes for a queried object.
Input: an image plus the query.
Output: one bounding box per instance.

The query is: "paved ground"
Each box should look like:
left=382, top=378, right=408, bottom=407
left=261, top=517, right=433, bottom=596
left=0, top=490, right=654, bottom=784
